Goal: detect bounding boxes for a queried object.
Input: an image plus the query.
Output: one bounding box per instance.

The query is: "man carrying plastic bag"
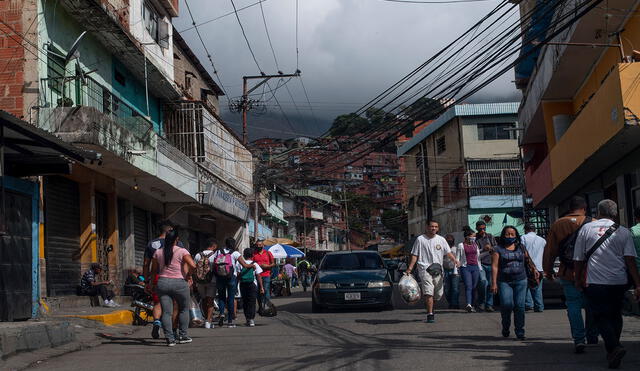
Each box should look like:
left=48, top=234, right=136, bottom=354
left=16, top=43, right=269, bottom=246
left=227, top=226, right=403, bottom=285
left=405, top=220, right=460, bottom=323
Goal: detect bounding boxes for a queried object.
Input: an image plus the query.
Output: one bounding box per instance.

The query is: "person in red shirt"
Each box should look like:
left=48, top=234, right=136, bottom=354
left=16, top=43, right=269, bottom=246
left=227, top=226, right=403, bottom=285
left=252, top=237, right=275, bottom=307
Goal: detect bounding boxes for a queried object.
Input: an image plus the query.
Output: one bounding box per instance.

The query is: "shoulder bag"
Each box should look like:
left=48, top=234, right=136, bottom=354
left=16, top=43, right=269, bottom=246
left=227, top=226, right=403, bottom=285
left=520, top=244, right=540, bottom=289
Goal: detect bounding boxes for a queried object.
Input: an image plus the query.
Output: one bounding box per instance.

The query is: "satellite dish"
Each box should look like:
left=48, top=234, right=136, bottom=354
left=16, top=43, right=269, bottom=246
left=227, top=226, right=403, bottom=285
left=65, top=31, right=87, bottom=65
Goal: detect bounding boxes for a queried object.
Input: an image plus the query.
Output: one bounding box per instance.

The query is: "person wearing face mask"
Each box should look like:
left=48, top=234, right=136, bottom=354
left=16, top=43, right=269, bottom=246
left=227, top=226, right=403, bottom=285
left=491, top=226, right=539, bottom=340
left=252, top=236, right=275, bottom=309
left=476, top=220, right=497, bottom=312
left=443, top=234, right=462, bottom=309
left=458, top=230, right=481, bottom=312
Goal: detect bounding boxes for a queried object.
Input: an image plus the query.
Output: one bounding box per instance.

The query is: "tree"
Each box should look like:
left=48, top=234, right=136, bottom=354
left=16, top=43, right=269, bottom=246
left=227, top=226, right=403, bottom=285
left=328, top=113, right=369, bottom=136
left=405, top=97, right=445, bottom=122
left=381, top=209, right=407, bottom=240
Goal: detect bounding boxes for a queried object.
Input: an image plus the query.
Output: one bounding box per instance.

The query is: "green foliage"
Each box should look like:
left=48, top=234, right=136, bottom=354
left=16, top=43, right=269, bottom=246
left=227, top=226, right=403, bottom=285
left=328, top=113, right=369, bottom=136
left=405, top=97, right=445, bottom=122
left=381, top=209, right=408, bottom=240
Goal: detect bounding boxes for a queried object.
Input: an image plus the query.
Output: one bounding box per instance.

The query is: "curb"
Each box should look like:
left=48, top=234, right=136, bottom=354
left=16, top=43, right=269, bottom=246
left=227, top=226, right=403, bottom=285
left=63, top=310, right=134, bottom=326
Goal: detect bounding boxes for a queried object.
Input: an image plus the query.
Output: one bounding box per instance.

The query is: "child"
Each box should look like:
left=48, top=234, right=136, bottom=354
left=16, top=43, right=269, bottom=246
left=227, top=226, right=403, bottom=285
left=239, top=248, right=264, bottom=327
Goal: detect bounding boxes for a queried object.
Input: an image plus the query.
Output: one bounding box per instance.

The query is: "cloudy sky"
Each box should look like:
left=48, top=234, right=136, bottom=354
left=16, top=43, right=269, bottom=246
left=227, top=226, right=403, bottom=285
left=173, top=0, right=521, bottom=140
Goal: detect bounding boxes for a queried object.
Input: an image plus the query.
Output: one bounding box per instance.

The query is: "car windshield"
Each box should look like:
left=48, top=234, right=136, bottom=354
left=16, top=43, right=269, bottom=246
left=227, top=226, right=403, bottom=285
left=321, top=253, right=385, bottom=270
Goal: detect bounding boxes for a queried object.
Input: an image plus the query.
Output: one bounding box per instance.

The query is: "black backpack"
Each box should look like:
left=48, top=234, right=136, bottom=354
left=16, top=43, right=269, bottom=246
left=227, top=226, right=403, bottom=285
left=558, top=217, right=591, bottom=267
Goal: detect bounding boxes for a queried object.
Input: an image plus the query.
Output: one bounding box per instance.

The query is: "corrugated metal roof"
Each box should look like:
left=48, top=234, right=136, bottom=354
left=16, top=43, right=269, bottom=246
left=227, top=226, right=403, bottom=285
left=397, top=102, right=519, bottom=156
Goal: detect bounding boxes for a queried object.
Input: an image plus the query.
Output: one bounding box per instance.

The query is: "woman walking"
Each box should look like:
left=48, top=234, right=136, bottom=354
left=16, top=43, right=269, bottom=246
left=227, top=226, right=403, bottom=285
left=490, top=226, right=538, bottom=340
left=458, top=229, right=481, bottom=312
left=150, top=228, right=196, bottom=346
left=213, top=237, right=242, bottom=328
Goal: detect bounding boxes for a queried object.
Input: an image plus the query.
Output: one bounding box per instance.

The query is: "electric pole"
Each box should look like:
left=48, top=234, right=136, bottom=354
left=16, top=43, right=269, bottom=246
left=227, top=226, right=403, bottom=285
left=343, top=185, right=351, bottom=250
left=241, top=71, right=301, bottom=145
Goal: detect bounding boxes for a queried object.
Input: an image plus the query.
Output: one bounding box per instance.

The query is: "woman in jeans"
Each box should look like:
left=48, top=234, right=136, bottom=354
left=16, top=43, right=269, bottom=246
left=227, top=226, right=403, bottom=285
left=213, top=237, right=243, bottom=328
left=490, top=226, right=538, bottom=340
left=150, top=228, right=196, bottom=346
left=458, top=230, right=481, bottom=312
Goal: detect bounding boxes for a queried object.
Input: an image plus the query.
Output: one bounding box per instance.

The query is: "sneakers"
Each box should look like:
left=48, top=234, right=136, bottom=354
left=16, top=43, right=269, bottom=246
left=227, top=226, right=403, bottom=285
left=166, top=339, right=176, bottom=347
left=102, top=300, right=116, bottom=308
left=218, top=317, right=224, bottom=328
left=501, top=329, right=510, bottom=338
left=424, top=314, right=435, bottom=323
left=484, top=306, right=495, bottom=312
left=204, top=321, right=211, bottom=329
left=226, top=321, right=236, bottom=328
left=248, top=319, right=255, bottom=327
left=151, top=321, right=161, bottom=339
left=177, top=335, right=193, bottom=344
left=607, top=346, right=626, bottom=369
left=574, top=343, right=586, bottom=354
left=466, top=304, right=476, bottom=313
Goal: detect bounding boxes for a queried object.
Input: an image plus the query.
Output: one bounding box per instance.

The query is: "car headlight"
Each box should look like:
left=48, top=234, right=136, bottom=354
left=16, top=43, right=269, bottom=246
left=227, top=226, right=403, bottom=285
left=367, top=281, right=391, bottom=288
left=318, top=283, right=336, bottom=289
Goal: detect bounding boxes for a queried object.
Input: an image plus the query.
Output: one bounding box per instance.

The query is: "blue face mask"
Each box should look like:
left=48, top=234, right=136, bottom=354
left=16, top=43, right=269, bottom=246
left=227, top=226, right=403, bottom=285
left=503, top=237, right=517, bottom=245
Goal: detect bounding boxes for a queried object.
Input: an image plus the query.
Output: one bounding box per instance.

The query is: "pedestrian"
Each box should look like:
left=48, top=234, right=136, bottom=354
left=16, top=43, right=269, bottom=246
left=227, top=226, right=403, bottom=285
left=405, top=220, right=460, bottom=323
left=543, top=196, right=597, bottom=353
left=239, top=248, right=265, bottom=327
left=491, top=225, right=538, bottom=340
left=194, top=238, right=218, bottom=329
left=521, top=223, right=546, bottom=312
left=297, top=258, right=312, bottom=291
left=443, top=234, right=461, bottom=309
left=631, top=207, right=640, bottom=272
left=149, top=228, right=196, bottom=346
left=458, top=229, right=481, bottom=313
left=143, top=221, right=181, bottom=339
left=253, top=237, right=276, bottom=308
left=79, top=263, right=118, bottom=307
left=475, top=220, right=496, bottom=312
left=283, top=260, right=297, bottom=294
left=213, top=237, right=242, bottom=328
left=573, top=199, right=640, bottom=369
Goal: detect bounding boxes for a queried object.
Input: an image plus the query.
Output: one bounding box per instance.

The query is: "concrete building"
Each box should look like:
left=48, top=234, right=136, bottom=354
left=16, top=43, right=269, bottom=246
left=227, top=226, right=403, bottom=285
left=0, top=0, right=252, bottom=310
left=398, top=102, right=523, bottom=239
left=516, top=1, right=640, bottom=225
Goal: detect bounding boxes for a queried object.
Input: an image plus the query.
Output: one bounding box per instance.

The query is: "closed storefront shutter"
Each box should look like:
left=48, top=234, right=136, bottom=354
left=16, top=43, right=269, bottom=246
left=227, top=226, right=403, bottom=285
left=44, top=176, right=80, bottom=296
left=133, top=207, right=149, bottom=267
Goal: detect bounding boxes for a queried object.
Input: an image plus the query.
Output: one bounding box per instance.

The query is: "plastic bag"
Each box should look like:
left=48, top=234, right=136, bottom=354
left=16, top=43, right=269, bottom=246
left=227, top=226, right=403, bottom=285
left=399, top=274, right=422, bottom=304
left=189, top=296, right=204, bottom=327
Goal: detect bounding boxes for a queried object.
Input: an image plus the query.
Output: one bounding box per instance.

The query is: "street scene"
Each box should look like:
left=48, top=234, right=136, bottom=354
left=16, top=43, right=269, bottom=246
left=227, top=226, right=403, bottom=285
left=2, top=0, right=640, bottom=370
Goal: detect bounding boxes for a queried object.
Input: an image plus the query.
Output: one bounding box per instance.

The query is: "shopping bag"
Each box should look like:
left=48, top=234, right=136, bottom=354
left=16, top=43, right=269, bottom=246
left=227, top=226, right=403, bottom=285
left=399, top=274, right=422, bottom=304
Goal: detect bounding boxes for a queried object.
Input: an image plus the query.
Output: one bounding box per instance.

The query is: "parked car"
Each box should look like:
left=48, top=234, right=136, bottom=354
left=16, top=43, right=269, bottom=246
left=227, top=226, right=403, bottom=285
left=312, top=251, right=394, bottom=312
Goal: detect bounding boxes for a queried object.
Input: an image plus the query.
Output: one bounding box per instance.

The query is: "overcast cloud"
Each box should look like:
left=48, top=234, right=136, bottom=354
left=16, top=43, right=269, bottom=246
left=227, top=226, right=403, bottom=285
left=173, top=0, right=521, bottom=139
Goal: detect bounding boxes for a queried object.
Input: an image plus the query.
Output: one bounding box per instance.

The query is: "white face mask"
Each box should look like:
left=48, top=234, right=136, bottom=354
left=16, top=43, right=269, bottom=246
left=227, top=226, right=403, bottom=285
left=468, top=237, right=476, bottom=243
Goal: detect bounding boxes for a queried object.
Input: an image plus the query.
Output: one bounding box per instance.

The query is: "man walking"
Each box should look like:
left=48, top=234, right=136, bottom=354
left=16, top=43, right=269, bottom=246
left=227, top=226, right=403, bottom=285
left=543, top=196, right=596, bottom=354
left=475, top=221, right=496, bottom=312
left=443, top=234, right=461, bottom=309
left=574, top=199, right=640, bottom=369
left=405, top=221, right=459, bottom=323
left=252, top=236, right=275, bottom=308
left=194, top=238, right=218, bottom=329
left=521, top=223, right=546, bottom=312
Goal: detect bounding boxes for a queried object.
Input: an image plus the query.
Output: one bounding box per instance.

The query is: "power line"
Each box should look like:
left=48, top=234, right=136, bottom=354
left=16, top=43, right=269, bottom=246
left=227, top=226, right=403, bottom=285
left=382, top=0, right=496, bottom=3
left=230, top=0, right=263, bottom=73
left=179, top=0, right=268, bottom=33
left=259, top=0, right=280, bottom=70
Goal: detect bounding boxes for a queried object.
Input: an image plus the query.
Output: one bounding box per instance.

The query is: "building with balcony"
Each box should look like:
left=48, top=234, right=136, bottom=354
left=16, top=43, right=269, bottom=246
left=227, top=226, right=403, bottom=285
left=0, top=0, right=252, bottom=302
left=516, top=1, right=640, bottom=225
left=398, top=102, right=523, bottom=239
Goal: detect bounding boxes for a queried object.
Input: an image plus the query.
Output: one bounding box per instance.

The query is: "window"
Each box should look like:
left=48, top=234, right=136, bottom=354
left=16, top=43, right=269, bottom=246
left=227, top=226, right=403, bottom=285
left=143, top=3, right=159, bottom=42
left=478, top=123, right=516, bottom=140
left=47, top=45, right=65, bottom=94
left=436, top=136, right=446, bottom=154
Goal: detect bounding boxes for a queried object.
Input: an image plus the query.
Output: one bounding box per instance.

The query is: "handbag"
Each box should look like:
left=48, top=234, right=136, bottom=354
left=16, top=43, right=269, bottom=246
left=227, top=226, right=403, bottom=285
left=520, top=245, right=540, bottom=289
left=426, top=263, right=443, bottom=277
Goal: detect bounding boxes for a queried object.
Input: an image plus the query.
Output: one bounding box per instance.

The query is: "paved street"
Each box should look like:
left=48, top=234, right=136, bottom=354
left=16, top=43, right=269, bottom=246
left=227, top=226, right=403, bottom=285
left=28, top=291, right=640, bottom=371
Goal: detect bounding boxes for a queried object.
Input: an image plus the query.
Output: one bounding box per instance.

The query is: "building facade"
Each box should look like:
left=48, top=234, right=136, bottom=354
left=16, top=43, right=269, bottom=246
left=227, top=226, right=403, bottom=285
left=398, top=103, right=523, bottom=240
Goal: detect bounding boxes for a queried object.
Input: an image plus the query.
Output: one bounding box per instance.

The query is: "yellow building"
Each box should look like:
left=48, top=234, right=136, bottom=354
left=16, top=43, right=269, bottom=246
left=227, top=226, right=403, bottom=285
left=518, top=1, right=640, bottom=225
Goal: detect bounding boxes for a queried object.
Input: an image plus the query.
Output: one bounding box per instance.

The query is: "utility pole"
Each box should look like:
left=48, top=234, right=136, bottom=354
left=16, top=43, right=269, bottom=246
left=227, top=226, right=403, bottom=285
left=302, top=200, right=307, bottom=256
left=343, top=185, right=351, bottom=250
left=241, top=71, right=301, bottom=145
left=419, top=142, right=432, bottom=224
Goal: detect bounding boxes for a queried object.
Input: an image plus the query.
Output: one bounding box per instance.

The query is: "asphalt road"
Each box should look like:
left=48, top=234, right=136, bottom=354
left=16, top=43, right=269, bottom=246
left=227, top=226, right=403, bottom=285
left=29, top=290, right=640, bottom=371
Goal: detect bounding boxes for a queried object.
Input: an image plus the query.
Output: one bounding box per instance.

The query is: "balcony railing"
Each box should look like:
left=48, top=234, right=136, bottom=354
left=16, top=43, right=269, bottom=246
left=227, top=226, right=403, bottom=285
left=39, top=75, right=154, bottom=144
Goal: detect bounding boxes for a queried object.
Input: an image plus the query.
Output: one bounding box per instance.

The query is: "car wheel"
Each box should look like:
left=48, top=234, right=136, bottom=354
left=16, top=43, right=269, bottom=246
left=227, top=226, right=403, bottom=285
left=311, top=298, right=323, bottom=313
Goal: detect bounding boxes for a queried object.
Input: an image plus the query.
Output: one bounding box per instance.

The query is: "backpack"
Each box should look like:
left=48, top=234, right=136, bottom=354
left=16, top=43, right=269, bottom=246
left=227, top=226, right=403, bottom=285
left=214, top=251, right=234, bottom=278
left=239, top=265, right=256, bottom=283
left=195, top=251, right=214, bottom=283
left=558, top=217, right=591, bottom=267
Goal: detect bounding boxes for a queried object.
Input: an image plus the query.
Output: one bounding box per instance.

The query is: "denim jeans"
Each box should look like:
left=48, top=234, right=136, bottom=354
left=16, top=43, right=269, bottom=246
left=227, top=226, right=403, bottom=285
left=498, top=279, right=527, bottom=338
left=259, top=275, right=271, bottom=307
left=217, top=275, right=237, bottom=323
left=584, top=284, right=627, bottom=353
left=156, top=277, right=190, bottom=342
left=560, top=279, right=598, bottom=345
left=525, top=276, right=544, bottom=311
left=477, top=264, right=494, bottom=308
left=460, top=265, right=480, bottom=306
left=443, top=269, right=460, bottom=307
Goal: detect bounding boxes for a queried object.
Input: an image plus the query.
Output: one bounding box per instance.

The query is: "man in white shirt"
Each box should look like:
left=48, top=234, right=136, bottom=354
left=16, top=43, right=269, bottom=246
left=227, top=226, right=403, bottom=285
left=521, top=223, right=547, bottom=312
left=574, top=199, right=640, bottom=369
left=406, top=221, right=459, bottom=323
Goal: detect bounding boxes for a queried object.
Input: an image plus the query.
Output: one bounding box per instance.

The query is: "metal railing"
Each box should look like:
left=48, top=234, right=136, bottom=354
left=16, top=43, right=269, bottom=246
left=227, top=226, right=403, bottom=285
left=466, top=159, right=523, bottom=197
left=39, top=75, right=154, bottom=142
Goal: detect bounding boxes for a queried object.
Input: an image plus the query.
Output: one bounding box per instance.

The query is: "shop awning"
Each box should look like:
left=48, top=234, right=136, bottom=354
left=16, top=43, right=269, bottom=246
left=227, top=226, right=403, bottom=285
left=1, top=111, right=100, bottom=176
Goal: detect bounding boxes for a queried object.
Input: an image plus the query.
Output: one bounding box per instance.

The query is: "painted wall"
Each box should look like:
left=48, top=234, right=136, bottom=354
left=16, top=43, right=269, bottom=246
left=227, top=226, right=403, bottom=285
left=128, top=0, right=174, bottom=82
left=461, top=115, right=519, bottom=159
left=467, top=209, right=524, bottom=237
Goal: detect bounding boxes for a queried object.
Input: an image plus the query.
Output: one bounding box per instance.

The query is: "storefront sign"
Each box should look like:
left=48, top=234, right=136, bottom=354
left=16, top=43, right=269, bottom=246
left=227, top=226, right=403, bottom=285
left=203, top=183, right=250, bottom=221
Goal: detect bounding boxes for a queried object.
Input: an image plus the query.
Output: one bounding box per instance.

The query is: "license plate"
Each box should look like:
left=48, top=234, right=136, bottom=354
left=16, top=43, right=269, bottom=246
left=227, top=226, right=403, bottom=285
left=344, top=292, right=361, bottom=301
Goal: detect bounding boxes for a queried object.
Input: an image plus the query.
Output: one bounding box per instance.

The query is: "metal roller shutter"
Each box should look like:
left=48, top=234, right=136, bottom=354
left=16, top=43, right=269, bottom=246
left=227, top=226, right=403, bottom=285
left=133, top=207, right=149, bottom=267
left=44, top=176, right=80, bottom=296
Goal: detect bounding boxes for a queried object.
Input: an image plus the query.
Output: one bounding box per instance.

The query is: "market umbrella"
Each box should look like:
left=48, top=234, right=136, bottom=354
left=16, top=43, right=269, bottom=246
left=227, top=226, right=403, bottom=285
left=266, top=243, right=305, bottom=259
left=263, top=237, right=301, bottom=247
